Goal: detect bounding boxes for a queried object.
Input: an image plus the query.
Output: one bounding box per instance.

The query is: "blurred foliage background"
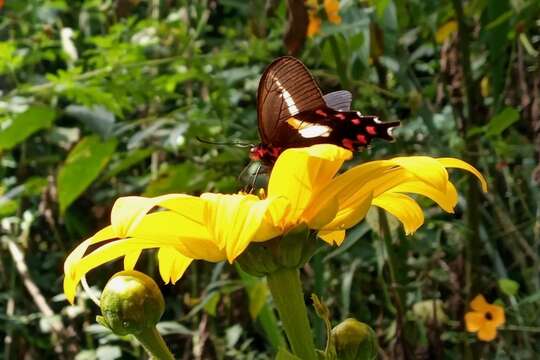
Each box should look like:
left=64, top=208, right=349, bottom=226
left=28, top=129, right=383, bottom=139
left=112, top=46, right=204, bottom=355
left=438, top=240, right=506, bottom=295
left=1, top=0, right=540, bottom=359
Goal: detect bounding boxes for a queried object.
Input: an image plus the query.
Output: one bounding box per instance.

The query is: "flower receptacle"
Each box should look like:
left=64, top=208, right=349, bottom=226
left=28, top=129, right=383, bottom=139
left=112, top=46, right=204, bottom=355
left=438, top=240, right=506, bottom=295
left=237, top=226, right=318, bottom=276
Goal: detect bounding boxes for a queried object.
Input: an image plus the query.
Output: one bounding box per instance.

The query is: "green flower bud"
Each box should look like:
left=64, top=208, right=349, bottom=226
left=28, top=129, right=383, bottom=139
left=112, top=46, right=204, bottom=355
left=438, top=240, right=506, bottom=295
left=237, top=226, right=318, bottom=276
left=331, top=318, right=378, bottom=360
left=98, top=270, right=165, bottom=336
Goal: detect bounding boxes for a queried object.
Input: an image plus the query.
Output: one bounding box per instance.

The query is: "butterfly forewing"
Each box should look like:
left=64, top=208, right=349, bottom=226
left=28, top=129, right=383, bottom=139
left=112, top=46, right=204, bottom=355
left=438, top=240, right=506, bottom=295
left=257, top=57, right=326, bottom=145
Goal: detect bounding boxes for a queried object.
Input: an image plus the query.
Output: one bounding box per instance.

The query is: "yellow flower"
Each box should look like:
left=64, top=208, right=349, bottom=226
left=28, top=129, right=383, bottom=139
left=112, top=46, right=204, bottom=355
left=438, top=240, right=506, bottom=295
left=324, top=0, right=342, bottom=25
left=306, top=0, right=341, bottom=37
left=307, top=13, right=322, bottom=37
left=465, top=295, right=505, bottom=341
left=63, top=144, right=486, bottom=303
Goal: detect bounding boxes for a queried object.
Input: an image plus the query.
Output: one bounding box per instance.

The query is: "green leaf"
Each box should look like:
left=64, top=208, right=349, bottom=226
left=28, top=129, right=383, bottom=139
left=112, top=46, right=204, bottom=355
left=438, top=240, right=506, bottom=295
left=485, top=107, right=520, bottom=136
left=247, top=280, right=269, bottom=319
left=203, top=292, right=221, bottom=316
left=0, top=106, right=55, bottom=151
left=57, top=135, right=117, bottom=213
left=498, top=278, right=519, bottom=296
left=276, top=347, right=302, bottom=360
left=65, top=104, right=116, bottom=138
left=143, top=163, right=208, bottom=197
left=102, top=148, right=153, bottom=181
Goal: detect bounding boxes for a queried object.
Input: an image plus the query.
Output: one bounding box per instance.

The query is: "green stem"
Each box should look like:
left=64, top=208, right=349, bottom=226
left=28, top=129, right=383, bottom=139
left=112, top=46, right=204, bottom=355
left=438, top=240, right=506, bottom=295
left=134, top=327, right=174, bottom=360
left=267, top=268, right=317, bottom=360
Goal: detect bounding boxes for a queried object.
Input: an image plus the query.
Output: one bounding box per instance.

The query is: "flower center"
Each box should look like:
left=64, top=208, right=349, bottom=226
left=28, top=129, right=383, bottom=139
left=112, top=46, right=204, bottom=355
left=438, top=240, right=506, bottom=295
left=484, top=311, right=493, bottom=321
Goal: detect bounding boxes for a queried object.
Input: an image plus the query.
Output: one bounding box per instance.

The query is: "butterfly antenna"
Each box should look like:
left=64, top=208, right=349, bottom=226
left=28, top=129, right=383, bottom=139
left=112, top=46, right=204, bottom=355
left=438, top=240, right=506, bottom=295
left=195, top=136, right=253, bottom=148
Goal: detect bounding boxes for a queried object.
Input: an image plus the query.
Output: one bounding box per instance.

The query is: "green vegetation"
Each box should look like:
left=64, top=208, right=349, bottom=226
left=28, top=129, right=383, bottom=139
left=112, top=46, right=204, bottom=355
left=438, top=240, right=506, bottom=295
left=1, top=0, right=539, bottom=359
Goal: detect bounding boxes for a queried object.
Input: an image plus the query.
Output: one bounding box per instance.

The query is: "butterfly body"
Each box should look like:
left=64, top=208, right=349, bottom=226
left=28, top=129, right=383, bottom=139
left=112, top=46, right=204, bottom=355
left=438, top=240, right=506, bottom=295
left=251, top=56, right=400, bottom=165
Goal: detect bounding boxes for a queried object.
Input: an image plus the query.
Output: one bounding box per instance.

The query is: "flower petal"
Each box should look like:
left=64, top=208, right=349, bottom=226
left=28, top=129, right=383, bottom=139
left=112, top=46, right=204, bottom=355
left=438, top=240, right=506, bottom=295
left=268, top=145, right=351, bottom=227
left=488, top=304, right=506, bottom=327
left=64, top=238, right=159, bottom=304
left=64, top=226, right=116, bottom=286
left=391, top=156, right=449, bottom=192
left=477, top=324, right=497, bottom=341
left=157, top=247, right=193, bottom=284
left=111, top=194, right=200, bottom=237
left=470, top=294, right=489, bottom=312
left=124, top=250, right=141, bottom=270
left=318, top=230, right=346, bottom=245
left=465, top=311, right=485, bottom=332
left=437, top=158, right=488, bottom=192
left=318, top=161, right=401, bottom=219
left=372, top=193, right=424, bottom=234
left=322, top=192, right=373, bottom=230
left=388, top=180, right=458, bottom=213
left=202, top=193, right=279, bottom=262
left=305, top=195, right=339, bottom=229
left=129, top=211, right=223, bottom=261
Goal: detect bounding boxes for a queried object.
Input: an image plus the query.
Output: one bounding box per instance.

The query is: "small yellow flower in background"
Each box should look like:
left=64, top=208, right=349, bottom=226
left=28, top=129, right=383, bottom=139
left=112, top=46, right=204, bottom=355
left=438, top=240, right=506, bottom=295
left=64, top=144, right=486, bottom=303
left=306, top=0, right=342, bottom=37
left=324, top=0, right=342, bottom=24
left=307, top=13, right=322, bottom=37
left=465, top=295, right=505, bottom=341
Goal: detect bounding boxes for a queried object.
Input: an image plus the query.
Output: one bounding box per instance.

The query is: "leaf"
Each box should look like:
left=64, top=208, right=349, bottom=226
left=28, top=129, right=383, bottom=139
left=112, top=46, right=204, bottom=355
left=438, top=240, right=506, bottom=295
left=276, top=347, right=302, bottom=360
left=498, top=278, right=519, bottom=296
left=156, top=321, right=194, bottom=336
left=247, top=280, right=269, bottom=319
left=144, top=163, right=208, bottom=197
left=0, top=105, right=55, bottom=151
left=102, top=148, right=153, bottom=181
left=65, top=104, right=115, bottom=138
left=57, top=135, right=117, bottom=213
left=485, top=107, right=519, bottom=136
left=203, top=292, right=221, bottom=316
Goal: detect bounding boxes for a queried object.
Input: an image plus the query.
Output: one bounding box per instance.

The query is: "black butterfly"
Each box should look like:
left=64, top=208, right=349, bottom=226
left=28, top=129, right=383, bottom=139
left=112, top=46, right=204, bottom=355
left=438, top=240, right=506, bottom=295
left=249, top=56, right=400, bottom=164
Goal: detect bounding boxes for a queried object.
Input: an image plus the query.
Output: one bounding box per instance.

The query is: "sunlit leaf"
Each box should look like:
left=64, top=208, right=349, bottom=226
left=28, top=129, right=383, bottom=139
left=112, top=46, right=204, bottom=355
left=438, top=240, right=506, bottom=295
left=57, top=135, right=117, bottom=213
left=0, top=106, right=55, bottom=151
left=498, top=278, right=519, bottom=296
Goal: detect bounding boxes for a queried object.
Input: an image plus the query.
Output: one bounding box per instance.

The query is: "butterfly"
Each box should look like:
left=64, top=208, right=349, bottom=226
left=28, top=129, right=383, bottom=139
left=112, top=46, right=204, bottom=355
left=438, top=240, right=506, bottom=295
left=249, top=56, right=400, bottom=165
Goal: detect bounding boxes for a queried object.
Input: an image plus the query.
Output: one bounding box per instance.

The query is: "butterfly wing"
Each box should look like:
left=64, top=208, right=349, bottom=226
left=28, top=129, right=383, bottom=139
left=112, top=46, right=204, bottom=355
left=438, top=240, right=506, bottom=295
left=323, top=90, right=352, bottom=111
left=257, top=56, right=326, bottom=146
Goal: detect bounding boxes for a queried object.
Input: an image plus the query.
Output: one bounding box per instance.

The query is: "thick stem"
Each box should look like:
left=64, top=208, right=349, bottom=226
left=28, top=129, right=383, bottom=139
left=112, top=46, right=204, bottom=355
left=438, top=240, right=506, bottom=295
left=266, top=268, right=317, bottom=360
left=135, top=327, right=174, bottom=360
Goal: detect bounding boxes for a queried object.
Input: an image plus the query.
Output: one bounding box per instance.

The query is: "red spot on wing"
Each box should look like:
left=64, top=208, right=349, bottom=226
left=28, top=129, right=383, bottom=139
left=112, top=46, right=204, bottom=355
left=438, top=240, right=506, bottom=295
left=335, top=113, right=346, bottom=120
left=352, top=118, right=361, bottom=125
left=366, top=126, right=377, bottom=135
left=356, top=134, right=367, bottom=144
left=315, top=109, right=327, bottom=116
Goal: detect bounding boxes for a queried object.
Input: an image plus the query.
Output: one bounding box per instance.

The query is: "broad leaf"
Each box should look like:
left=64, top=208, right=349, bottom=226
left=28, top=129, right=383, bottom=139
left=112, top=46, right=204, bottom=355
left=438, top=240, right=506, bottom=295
left=498, top=278, right=519, bottom=296
left=485, top=107, right=519, bottom=136
left=57, top=135, right=117, bottom=213
left=0, top=105, right=55, bottom=150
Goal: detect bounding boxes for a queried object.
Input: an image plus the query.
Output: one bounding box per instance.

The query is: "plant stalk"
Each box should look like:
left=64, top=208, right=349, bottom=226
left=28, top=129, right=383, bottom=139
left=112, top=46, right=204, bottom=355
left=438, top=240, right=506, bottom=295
left=135, top=327, right=174, bottom=360
left=267, top=268, right=317, bottom=360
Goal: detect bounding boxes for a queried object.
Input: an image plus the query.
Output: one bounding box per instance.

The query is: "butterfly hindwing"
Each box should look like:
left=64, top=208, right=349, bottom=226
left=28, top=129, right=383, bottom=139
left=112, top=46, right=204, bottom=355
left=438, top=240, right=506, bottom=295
left=290, top=107, right=399, bottom=151
left=323, top=90, right=352, bottom=111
